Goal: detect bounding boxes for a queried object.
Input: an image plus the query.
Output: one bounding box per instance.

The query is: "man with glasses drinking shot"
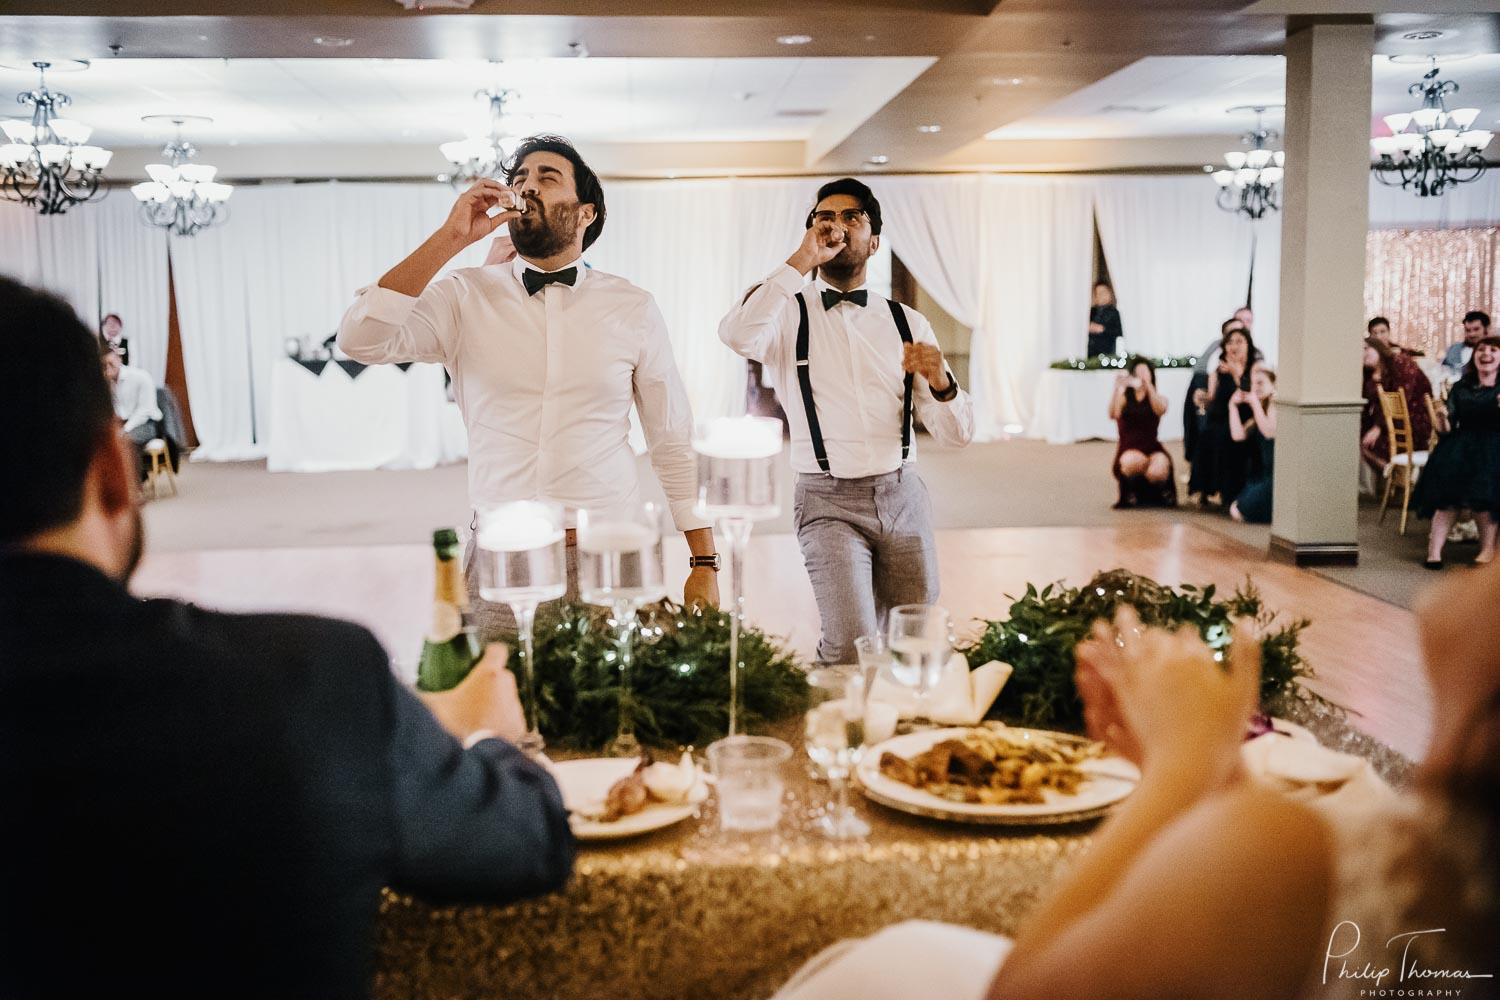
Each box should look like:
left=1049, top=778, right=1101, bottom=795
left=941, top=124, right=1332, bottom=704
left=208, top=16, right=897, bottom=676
left=718, top=178, right=974, bottom=666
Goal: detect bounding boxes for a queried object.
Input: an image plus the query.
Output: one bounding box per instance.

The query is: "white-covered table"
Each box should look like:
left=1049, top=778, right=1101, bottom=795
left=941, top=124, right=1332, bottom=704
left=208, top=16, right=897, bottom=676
left=1029, top=367, right=1195, bottom=445
left=267, top=358, right=468, bottom=473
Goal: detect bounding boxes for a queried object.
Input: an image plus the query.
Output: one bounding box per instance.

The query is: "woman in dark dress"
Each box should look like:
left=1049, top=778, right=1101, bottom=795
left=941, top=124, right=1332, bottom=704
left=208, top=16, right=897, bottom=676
left=1229, top=363, right=1276, bottom=524
left=1109, top=357, right=1176, bottom=508
left=1088, top=282, right=1123, bottom=357
left=1412, top=335, right=1500, bottom=568
left=1361, top=336, right=1434, bottom=476
left=1188, top=327, right=1260, bottom=507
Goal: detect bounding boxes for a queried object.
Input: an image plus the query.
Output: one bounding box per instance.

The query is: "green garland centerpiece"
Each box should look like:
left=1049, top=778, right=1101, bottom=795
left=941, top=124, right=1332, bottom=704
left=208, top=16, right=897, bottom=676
left=1051, top=353, right=1199, bottom=371
left=959, top=569, right=1326, bottom=730
left=520, top=601, right=811, bottom=752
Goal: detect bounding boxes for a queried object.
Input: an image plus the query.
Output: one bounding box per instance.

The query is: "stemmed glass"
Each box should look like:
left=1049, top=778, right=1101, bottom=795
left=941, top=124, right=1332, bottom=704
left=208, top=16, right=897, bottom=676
left=476, top=501, right=567, bottom=755
left=887, top=604, right=952, bottom=730
left=804, top=669, right=871, bottom=840
left=693, top=416, right=783, bottom=736
left=578, top=502, right=667, bottom=758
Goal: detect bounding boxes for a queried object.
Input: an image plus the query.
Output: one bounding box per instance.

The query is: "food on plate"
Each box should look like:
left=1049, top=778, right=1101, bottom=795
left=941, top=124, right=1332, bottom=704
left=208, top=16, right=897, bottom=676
left=877, top=726, right=1102, bottom=805
left=600, top=756, right=651, bottom=822
left=641, top=752, right=697, bottom=805
left=581, top=752, right=701, bottom=823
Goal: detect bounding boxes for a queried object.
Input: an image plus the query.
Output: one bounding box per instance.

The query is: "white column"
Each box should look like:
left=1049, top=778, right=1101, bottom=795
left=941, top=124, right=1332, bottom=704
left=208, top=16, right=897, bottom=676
left=1270, top=18, right=1374, bottom=566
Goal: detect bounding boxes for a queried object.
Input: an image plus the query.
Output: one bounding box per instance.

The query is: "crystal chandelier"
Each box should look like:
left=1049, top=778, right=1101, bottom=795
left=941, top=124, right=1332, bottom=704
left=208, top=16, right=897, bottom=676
left=438, top=87, right=519, bottom=187
left=130, top=116, right=233, bottom=237
left=1207, top=107, right=1285, bottom=221
left=0, top=61, right=113, bottom=215
left=1371, top=61, right=1492, bottom=198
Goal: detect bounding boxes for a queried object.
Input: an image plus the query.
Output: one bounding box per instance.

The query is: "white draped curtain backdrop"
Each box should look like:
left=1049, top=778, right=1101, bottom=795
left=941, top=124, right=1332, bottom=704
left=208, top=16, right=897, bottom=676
left=0, top=194, right=170, bottom=380
left=11, top=170, right=1500, bottom=460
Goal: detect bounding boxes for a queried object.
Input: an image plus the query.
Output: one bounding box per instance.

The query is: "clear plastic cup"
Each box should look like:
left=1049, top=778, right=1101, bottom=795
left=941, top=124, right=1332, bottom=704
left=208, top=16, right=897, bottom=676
left=707, top=735, right=791, bottom=832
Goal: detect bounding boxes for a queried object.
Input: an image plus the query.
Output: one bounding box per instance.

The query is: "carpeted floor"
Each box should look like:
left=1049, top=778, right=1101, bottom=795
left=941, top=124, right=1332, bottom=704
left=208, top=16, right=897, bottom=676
left=143, top=437, right=1452, bottom=610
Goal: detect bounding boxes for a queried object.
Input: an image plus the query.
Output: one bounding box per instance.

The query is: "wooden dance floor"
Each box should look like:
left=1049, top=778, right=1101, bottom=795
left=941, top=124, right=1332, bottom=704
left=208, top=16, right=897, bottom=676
left=132, top=523, right=1431, bottom=761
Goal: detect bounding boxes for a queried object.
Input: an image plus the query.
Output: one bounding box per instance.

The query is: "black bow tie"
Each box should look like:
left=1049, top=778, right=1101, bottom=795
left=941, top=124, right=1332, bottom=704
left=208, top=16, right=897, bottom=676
left=522, top=267, right=578, bottom=296
left=821, top=288, right=868, bottom=310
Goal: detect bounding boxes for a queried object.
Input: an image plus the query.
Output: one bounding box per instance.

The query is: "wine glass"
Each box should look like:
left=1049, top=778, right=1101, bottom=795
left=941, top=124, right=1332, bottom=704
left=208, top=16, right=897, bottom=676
left=578, top=502, right=667, bottom=758
left=804, top=669, right=870, bottom=840
left=887, top=604, right=952, bottom=730
left=475, top=501, right=567, bottom=755
left=693, top=416, right=783, bottom=736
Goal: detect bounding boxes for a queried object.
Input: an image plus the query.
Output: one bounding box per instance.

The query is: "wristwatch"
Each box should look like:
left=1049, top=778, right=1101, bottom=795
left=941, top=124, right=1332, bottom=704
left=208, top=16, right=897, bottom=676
left=689, top=554, right=722, bottom=572
left=929, top=372, right=960, bottom=402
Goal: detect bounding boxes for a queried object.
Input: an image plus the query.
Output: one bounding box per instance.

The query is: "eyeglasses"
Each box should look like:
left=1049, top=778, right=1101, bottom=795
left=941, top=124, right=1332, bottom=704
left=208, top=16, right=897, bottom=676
left=811, top=209, right=869, bottom=227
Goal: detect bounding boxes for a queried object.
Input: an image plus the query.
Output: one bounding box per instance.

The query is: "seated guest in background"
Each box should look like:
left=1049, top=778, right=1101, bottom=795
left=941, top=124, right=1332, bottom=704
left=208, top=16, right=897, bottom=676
left=1188, top=325, right=1260, bottom=508
left=1087, top=282, right=1123, bottom=357
left=1443, top=310, right=1491, bottom=377
left=1184, top=317, right=1248, bottom=468
left=1228, top=363, right=1276, bottom=524
left=0, top=276, right=574, bottom=998
left=1108, top=357, right=1174, bottom=509
left=776, top=564, right=1500, bottom=1000
left=102, top=344, right=163, bottom=479
left=100, top=311, right=128, bottom=366
left=1360, top=335, right=1434, bottom=475
left=1412, top=334, right=1500, bottom=568
left=1366, top=315, right=1420, bottom=356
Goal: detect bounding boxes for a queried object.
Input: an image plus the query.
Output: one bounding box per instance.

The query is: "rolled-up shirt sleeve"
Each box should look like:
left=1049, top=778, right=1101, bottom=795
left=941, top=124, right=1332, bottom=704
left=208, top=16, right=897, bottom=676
left=337, top=279, right=462, bottom=366
left=908, top=308, right=975, bottom=448
left=634, top=295, right=712, bottom=532
left=718, top=263, right=805, bottom=364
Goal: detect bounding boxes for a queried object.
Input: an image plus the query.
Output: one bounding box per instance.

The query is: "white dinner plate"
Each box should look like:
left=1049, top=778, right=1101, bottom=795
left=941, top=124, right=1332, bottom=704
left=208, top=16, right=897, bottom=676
left=551, top=757, right=709, bottom=841
left=856, top=727, right=1140, bottom=826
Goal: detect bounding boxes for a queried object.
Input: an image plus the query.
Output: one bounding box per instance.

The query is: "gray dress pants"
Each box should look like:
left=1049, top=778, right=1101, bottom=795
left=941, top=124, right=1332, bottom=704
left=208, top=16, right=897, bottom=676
left=793, top=468, right=940, bottom=666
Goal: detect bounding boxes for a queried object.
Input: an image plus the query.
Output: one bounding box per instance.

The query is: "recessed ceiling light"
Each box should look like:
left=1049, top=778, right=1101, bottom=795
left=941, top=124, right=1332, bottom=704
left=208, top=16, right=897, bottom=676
left=1402, top=30, right=1445, bottom=41
left=990, top=76, right=1025, bottom=86
left=313, top=35, right=354, bottom=48
left=776, top=34, right=813, bottom=45
left=916, top=124, right=942, bottom=133
left=865, top=154, right=890, bottom=165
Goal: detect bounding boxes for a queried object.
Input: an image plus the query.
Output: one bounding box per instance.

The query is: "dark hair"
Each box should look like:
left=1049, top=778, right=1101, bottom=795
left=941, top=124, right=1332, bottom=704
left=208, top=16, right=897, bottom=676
left=1368, top=316, right=1391, bottom=333
left=1364, top=335, right=1397, bottom=381
left=1221, top=327, right=1259, bottom=376
left=1220, top=318, right=1246, bottom=336
left=1460, top=334, right=1500, bottom=386
left=804, top=178, right=883, bottom=235
left=101, top=312, right=122, bottom=328
left=1, top=276, right=116, bottom=544
left=1126, top=355, right=1155, bottom=385
left=504, top=134, right=606, bottom=251
left=1254, top=363, right=1278, bottom=385
left=1464, top=310, right=1491, bottom=328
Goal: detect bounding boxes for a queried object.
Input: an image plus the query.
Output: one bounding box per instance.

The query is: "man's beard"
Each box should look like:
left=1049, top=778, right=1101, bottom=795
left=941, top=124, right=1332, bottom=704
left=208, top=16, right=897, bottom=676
left=510, top=198, right=583, bottom=259
left=819, top=238, right=872, bottom=284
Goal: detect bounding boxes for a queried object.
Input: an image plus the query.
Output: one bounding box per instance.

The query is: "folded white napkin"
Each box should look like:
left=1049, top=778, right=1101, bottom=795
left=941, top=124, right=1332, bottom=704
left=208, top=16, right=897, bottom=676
left=868, top=655, right=1012, bottom=726
left=1240, top=732, right=1394, bottom=813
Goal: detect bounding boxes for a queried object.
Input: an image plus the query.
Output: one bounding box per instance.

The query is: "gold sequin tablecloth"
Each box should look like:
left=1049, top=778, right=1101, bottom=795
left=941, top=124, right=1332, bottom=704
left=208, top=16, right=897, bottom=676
left=374, top=736, right=1097, bottom=1000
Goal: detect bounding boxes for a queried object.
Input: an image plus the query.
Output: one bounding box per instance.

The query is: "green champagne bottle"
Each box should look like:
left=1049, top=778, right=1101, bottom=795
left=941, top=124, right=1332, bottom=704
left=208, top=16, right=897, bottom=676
left=415, top=528, right=485, bottom=692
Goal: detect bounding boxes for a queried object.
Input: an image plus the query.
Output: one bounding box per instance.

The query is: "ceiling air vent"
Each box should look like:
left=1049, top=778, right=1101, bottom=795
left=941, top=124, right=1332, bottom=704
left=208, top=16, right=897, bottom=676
left=1100, top=104, right=1166, bottom=114
left=776, top=109, right=828, bottom=118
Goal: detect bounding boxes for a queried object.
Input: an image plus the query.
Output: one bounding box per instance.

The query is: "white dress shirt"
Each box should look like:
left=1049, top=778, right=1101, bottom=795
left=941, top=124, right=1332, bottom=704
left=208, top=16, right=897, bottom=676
left=338, top=256, right=709, bottom=531
left=720, top=264, right=975, bottom=478
left=112, top=365, right=161, bottom=434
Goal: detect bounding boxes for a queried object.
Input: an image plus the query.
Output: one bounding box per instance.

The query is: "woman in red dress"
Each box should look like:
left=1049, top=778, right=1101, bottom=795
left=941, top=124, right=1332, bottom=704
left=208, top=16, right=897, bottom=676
left=1361, top=335, right=1434, bottom=475
left=1109, top=357, right=1176, bottom=508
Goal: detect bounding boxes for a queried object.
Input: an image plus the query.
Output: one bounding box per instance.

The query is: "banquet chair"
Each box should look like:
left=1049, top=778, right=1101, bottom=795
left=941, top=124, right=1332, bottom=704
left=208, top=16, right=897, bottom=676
left=144, top=438, right=177, bottom=500
left=1423, top=394, right=1442, bottom=449
left=1377, top=388, right=1426, bottom=535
